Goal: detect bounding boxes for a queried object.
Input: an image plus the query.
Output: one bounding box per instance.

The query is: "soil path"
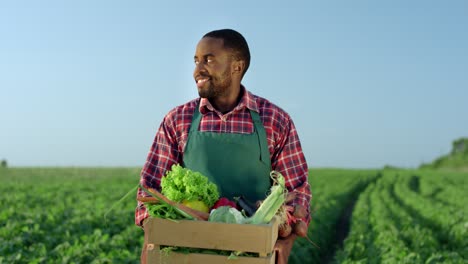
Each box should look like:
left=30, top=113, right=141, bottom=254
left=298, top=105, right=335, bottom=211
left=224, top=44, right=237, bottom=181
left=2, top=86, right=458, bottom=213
left=321, top=198, right=357, bottom=264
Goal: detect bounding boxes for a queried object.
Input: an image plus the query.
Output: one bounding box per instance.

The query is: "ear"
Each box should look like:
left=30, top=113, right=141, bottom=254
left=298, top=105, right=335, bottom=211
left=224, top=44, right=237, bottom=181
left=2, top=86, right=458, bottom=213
left=232, top=60, right=246, bottom=76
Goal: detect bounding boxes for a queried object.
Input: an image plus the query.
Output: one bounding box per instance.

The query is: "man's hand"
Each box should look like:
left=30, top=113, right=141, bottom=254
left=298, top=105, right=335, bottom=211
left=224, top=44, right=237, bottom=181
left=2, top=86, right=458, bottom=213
left=274, top=201, right=309, bottom=264
left=274, top=233, right=297, bottom=264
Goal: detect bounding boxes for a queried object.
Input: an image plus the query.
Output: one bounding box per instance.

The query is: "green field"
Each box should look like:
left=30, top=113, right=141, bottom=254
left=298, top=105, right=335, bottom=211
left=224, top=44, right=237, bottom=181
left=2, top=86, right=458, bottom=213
left=1, top=167, right=467, bottom=263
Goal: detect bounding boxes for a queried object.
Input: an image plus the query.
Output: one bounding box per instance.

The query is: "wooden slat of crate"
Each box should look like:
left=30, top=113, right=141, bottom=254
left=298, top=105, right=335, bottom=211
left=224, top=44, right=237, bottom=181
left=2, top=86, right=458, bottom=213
left=144, top=217, right=279, bottom=264
left=151, top=250, right=276, bottom=264
left=145, top=217, right=278, bottom=254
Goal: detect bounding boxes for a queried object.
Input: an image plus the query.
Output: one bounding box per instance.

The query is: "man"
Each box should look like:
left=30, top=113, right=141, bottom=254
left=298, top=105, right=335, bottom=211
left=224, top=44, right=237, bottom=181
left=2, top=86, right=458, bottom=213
left=136, top=29, right=311, bottom=263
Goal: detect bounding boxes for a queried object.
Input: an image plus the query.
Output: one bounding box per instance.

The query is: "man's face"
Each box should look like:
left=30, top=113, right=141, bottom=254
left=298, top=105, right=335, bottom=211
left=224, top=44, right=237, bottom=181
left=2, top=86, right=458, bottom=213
left=193, top=37, right=234, bottom=99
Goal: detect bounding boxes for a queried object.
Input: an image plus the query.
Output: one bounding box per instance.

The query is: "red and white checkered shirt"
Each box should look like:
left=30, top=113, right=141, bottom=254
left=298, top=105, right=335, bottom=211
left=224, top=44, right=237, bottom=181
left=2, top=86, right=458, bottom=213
left=135, top=87, right=311, bottom=226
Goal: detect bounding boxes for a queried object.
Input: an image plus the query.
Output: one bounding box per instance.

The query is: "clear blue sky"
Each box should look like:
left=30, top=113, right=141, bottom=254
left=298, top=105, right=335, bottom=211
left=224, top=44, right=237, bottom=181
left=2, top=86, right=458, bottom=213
left=1, top=1, right=467, bottom=168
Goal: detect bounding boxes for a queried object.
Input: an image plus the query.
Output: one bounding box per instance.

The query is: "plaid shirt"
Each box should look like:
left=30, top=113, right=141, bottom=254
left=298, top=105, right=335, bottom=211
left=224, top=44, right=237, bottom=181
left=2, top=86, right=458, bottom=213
left=135, top=87, right=311, bottom=226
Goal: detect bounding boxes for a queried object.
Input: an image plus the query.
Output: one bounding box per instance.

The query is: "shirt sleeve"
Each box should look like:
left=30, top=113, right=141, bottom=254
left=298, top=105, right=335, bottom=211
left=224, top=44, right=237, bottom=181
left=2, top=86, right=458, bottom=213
left=271, top=117, right=312, bottom=225
left=135, top=115, right=181, bottom=227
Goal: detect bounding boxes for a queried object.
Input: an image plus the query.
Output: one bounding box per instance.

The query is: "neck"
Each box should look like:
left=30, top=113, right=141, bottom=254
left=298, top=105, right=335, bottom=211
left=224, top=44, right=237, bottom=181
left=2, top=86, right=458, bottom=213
left=211, top=85, right=244, bottom=114
left=211, top=100, right=237, bottom=114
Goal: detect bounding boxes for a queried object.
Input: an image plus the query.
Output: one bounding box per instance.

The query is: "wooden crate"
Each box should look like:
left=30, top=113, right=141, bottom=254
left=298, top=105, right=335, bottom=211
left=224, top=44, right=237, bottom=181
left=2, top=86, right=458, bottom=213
left=144, top=216, right=279, bottom=264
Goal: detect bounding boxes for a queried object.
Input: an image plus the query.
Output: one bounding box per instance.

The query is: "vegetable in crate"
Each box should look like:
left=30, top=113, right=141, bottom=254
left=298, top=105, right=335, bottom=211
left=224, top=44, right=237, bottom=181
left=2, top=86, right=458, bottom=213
left=208, top=171, right=289, bottom=225
left=212, top=197, right=237, bottom=210
left=209, top=206, right=246, bottom=224
left=140, top=184, right=210, bottom=220
left=245, top=170, right=287, bottom=225
left=161, top=164, right=219, bottom=212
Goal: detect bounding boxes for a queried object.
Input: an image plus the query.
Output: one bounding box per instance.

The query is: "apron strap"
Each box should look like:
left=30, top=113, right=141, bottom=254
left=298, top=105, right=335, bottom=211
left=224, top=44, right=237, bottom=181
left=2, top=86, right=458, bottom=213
left=249, top=109, right=270, bottom=164
left=189, top=102, right=202, bottom=133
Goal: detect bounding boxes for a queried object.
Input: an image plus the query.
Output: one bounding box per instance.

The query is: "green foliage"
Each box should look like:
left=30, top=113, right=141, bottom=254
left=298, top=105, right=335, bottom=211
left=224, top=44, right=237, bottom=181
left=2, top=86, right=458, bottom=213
left=289, top=169, right=380, bottom=264
left=451, top=138, right=468, bottom=155
left=334, top=169, right=467, bottom=264
left=1, top=167, right=466, bottom=263
left=0, top=167, right=143, bottom=263
left=420, top=137, right=468, bottom=170
left=146, top=203, right=187, bottom=220
left=161, top=164, right=219, bottom=208
left=1, top=159, right=6, bottom=168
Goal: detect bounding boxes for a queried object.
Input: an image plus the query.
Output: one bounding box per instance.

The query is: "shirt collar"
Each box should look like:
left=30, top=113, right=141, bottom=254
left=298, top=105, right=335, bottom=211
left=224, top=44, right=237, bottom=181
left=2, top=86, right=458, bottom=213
left=199, top=85, right=259, bottom=114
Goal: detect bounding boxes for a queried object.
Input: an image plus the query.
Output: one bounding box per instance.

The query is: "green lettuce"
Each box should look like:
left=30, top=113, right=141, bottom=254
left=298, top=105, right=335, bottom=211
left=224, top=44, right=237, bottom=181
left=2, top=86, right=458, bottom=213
left=161, top=164, right=219, bottom=208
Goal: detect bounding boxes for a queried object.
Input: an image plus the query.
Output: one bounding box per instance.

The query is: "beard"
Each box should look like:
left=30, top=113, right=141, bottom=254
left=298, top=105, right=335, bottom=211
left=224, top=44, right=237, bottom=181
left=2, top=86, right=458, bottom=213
left=198, top=71, right=232, bottom=99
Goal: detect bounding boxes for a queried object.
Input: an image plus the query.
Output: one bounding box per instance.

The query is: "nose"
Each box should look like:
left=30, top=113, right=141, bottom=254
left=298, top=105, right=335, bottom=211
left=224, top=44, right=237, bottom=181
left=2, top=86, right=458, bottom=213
left=194, top=61, right=207, bottom=76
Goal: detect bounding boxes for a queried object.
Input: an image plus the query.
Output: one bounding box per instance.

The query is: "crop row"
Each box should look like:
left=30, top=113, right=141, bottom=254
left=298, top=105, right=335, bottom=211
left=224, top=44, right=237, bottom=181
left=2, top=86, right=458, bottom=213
left=0, top=168, right=144, bottom=263
left=1, top=167, right=380, bottom=263
left=1, top=167, right=465, bottom=263
left=289, top=169, right=379, bottom=263
left=335, top=169, right=467, bottom=263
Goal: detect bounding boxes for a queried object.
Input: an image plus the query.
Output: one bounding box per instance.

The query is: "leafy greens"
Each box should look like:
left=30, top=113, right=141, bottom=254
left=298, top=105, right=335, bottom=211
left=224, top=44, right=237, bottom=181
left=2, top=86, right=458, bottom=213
left=161, top=164, right=219, bottom=208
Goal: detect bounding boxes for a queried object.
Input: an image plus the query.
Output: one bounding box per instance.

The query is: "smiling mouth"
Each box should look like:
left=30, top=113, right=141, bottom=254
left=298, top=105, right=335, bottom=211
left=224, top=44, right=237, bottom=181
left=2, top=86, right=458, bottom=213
left=197, top=78, right=209, bottom=84
left=196, top=77, right=210, bottom=87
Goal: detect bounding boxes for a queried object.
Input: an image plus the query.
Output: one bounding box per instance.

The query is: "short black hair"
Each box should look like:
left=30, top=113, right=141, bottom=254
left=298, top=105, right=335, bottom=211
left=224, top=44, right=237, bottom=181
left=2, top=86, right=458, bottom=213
left=203, top=29, right=251, bottom=77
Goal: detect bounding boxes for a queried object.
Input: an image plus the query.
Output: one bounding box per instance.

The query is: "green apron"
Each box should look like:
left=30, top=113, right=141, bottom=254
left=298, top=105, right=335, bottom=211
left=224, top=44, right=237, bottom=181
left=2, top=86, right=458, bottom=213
left=182, top=104, right=272, bottom=202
